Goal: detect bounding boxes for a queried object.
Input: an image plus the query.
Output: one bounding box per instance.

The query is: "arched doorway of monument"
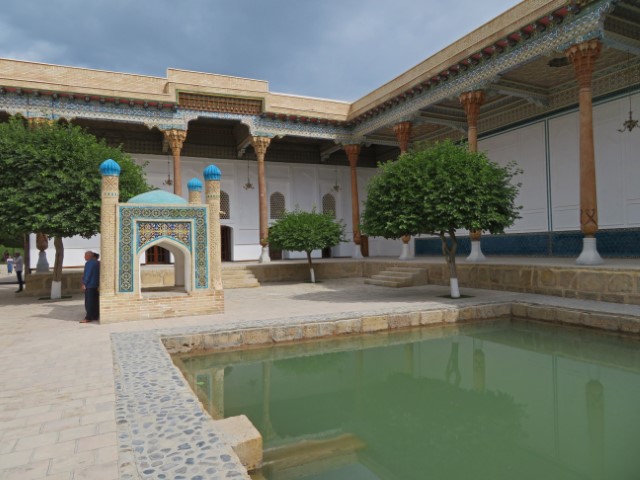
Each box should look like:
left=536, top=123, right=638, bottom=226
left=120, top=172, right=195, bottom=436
left=221, top=226, right=232, bottom=262
left=139, top=239, right=191, bottom=295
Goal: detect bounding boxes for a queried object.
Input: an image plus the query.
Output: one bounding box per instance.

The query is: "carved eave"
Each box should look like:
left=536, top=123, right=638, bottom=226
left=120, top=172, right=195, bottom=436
left=259, top=111, right=348, bottom=128
left=347, top=4, right=574, bottom=128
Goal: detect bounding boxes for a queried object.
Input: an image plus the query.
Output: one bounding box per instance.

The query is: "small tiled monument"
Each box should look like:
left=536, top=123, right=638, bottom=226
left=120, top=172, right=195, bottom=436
left=98, top=159, right=224, bottom=323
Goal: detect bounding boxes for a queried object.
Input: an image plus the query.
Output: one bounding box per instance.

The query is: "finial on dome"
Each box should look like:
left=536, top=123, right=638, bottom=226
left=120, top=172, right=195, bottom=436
left=203, top=164, right=221, bottom=181
left=187, top=177, right=203, bottom=191
left=99, top=159, right=121, bottom=176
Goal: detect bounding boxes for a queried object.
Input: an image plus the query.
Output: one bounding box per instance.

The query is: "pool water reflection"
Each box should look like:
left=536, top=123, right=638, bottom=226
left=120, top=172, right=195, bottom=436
left=175, top=320, right=640, bottom=480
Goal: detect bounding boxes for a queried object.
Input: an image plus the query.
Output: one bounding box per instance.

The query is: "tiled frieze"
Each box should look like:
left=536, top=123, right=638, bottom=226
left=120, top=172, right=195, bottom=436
left=137, top=221, right=192, bottom=251
left=0, top=93, right=187, bottom=130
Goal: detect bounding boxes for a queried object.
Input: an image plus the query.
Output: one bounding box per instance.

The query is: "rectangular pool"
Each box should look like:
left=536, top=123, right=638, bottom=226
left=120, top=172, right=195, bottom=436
left=174, top=320, right=640, bottom=479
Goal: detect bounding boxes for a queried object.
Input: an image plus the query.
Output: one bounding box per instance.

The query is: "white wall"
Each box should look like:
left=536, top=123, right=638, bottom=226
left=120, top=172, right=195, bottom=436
left=479, top=121, right=548, bottom=233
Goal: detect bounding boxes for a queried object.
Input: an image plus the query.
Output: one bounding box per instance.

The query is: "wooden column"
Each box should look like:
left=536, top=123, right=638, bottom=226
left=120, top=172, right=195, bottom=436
left=394, top=122, right=413, bottom=259
left=566, top=39, right=602, bottom=264
left=460, top=90, right=485, bottom=153
left=460, top=90, right=487, bottom=261
left=251, top=136, right=272, bottom=262
left=163, top=129, right=187, bottom=196
left=344, top=144, right=362, bottom=257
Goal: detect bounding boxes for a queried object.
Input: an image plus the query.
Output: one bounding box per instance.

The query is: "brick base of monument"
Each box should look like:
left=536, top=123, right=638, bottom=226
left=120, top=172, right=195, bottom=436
left=99, top=290, right=224, bottom=323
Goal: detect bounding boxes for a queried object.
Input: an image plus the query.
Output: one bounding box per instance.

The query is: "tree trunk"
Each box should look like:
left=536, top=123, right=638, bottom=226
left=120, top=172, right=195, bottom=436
left=51, top=236, right=64, bottom=299
left=439, top=231, right=460, bottom=298
left=306, top=251, right=316, bottom=283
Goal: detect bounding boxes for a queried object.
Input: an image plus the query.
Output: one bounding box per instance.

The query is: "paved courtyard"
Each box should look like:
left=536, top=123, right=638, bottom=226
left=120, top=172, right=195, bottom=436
left=1, top=265, right=640, bottom=479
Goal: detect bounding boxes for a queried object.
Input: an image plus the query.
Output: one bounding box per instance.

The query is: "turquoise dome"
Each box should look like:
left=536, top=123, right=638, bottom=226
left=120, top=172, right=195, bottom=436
left=187, top=178, right=203, bottom=191
left=203, top=164, right=221, bottom=181
left=99, top=159, right=121, bottom=176
left=126, top=190, right=188, bottom=204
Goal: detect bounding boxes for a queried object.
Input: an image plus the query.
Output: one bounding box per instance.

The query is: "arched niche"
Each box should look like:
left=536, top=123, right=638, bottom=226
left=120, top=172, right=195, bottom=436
left=137, top=238, right=192, bottom=295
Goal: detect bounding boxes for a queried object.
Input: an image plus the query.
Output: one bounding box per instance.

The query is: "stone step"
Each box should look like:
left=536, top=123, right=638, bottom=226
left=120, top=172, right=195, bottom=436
left=370, top=274, right=413, bottom=286
left=364, top=278, right=406, bottom=288
left=386, top=267, right=423, bottom=273
left=366, top=266, right=425, bottom=288
left=375, top=272, right=414, bottom=280
left=222, top=268, right=261, bottom=289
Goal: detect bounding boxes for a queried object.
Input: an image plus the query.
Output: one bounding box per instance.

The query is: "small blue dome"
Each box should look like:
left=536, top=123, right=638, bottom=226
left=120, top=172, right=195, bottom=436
left=99, top=159, right=121, bottom=176
left=203, top=164, right=221, bottom=181
left=127, top=190, right=188, bottom=205
left=187, top=178, right=203, bottom=191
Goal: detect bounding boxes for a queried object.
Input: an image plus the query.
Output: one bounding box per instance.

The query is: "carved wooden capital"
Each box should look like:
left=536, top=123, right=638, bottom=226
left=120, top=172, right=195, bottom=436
left=251, top=136, right=271, bottom=160
left=163, top=129, right=187, bottom=153
left=565, top=39, right=601, bottom=88
left=36, top=232, right=49, bottom=251
left=344, top=144, right=361, bottom=167
left=27, top=117, right=53, bottom=129
left=459, top=90, right=485, bottom=126
left=393, top=122, right=412, bottom=154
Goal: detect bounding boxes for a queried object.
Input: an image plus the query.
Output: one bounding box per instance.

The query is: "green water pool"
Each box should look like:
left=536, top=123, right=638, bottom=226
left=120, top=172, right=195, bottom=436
left=175, top=320, right=640, bottom=479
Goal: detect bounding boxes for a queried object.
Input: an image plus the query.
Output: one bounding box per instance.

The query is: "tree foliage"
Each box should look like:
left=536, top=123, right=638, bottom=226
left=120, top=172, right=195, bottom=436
left=268, top=208, right=345, bottom=282
left=0, top=116, right=150, bottom=238
left=362, top=140, right=521, bottom=296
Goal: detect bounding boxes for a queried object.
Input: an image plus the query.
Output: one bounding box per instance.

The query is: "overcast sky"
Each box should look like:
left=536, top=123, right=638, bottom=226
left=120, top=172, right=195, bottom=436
left=0, top=0, right=522, bottom=101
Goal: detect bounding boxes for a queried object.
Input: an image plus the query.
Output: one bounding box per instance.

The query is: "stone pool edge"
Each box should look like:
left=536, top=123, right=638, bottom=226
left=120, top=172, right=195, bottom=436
left=111, top=300, right=640, bottom=479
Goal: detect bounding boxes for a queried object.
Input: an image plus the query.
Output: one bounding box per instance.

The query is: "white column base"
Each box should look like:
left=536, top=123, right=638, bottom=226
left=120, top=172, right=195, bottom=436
left=259, top=246, right=271, bottom=263
left=50, top=281, right=62, bottom=299
left=576, top=237, right=603, bottom=265
left=465, top=240, right=487, bottom=263
left=352, top=244, right=363, bottom=259
left=399, top=243, right=412, bottom=260
left=36, top=251, right=50, bottom=272
left=450, top=277, right=460, bottom=298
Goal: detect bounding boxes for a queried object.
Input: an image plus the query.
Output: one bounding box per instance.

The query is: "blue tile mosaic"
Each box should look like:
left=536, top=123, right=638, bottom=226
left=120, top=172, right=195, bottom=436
left=415, top=228, right=640, bottom=258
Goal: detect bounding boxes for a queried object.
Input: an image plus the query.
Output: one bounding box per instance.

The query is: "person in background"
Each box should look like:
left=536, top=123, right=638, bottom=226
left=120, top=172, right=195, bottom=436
left=81, top=250, right=100, bottom=323
left=14, top=252, right=23, bottom=292
left=6, top=253, right=14, bottom=274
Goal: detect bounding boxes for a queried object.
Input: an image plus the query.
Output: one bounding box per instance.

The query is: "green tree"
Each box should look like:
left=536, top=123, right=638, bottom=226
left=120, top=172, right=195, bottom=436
left=0, top=116, right=150, bottom=297
left=268, top=208, right=345, bottom=283
left=362, top=140, right=520, bottom=298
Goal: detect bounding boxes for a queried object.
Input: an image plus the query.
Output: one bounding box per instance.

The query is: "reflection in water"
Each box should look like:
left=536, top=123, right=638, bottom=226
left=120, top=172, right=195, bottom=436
left=176, top=320, right=640, bottom=480
left=586, top=379, right=604, bottom=480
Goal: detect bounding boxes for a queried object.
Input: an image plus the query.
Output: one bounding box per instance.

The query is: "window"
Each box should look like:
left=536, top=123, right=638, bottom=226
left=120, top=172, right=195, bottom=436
left=220, top=191, right=230, bottom=219
left=322, top=193, right=336, bottom=218
left=270, top=192, right=285, bottom=219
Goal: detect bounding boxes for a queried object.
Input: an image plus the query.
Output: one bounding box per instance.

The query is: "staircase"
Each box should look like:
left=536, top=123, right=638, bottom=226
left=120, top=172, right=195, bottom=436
left=365, top=266, right=425, bottom=288
left=222, top=267, right=260, bottom=289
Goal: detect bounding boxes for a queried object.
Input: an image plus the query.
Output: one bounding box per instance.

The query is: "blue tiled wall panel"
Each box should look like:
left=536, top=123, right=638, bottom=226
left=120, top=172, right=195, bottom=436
left=415, top=229, right=640, bottom=257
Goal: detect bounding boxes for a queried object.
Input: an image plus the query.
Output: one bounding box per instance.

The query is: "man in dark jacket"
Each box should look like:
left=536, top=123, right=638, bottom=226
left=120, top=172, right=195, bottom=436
left=81, top=250, right=100, bottom=323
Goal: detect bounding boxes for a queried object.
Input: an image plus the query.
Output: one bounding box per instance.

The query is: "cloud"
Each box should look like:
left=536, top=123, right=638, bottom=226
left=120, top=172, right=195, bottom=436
left=0, top=0, right=521, bottom=100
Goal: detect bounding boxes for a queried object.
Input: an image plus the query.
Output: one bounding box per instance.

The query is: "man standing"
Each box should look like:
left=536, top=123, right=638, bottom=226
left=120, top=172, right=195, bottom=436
left=81, top=250, right=100, bottom=323
left=13, top=252, right=23, bottom=292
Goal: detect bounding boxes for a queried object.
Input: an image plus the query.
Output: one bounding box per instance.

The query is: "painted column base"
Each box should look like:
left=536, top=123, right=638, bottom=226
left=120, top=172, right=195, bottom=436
left=450, top=277, right=460, bottom=298
left=399, top=243, right=413, bottom=260
left=352, top=244, right=363, bottom=259
left=465, top=240, right=487, bottom=263
left=576, top=236, right=603, bottom=265
left=259, top=246, right=271, bottom=264
left=36, top=251, right=50, bottom=273
left=50, top=280, right=62, bottom=299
